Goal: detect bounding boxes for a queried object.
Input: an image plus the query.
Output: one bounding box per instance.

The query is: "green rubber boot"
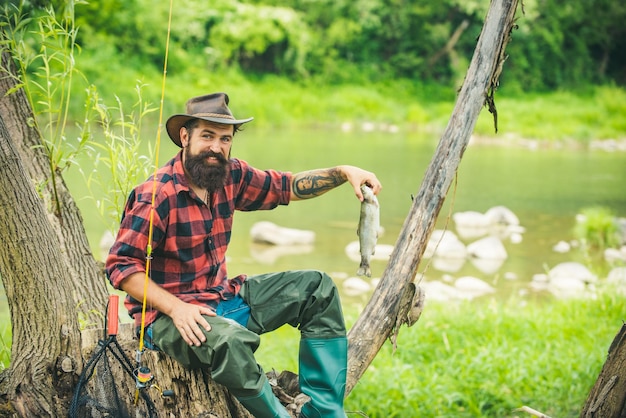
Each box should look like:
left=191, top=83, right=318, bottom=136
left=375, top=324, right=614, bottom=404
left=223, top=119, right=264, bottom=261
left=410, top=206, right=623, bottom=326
left=236, top=379, right=291, bottom=418
left=299, top=337, right=348, bottom=418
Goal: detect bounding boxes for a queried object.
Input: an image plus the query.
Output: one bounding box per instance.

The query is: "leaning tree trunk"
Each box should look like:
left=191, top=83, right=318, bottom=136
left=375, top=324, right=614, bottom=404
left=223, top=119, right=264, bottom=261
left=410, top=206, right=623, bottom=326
left=345, top=0, right=521, bottom=394
left=580, top=324, right=626, bottom=417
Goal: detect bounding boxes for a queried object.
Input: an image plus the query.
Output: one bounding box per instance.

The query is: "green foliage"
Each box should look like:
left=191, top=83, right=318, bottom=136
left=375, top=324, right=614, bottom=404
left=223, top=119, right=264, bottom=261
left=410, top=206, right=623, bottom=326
left=65, top=0, right=626, bottom=91
left=0, top=320, right=9, bottom=371
left=207, top=3, right=311, bottom=76
left=79, top=83, right=156, bottom=234
left=574, top=207, right=621, bottom=251
left=472, top=88, right=626, bottom=141
left=0, top=2, right=93, bottom=217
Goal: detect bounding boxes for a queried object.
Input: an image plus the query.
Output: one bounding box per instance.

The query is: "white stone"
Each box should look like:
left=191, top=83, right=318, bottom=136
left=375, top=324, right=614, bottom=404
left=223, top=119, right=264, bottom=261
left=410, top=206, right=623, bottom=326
left=548, top=262, right=597, bottom=284
left=548, top=275, right=587, bottom=299
left=454, top=276, right=496, bottom=297
left=484, top=206, right=520, bottom=226
left=453, top=211, right=491, bottom=239
left=604, top=248, right=626, bottom=262
left=250, top=243, right=313, bottom=265
left=424, top=230, right=463, bottom=259
left=421, top=280, right=463, bottom=302
left=342, top=277, right=371, bottom=296
left=250, top=221, right=315, bottom=246
left=607, top=267, right=626, bottom=285
left=552, top=241, right=571, bottom=253
left=509, top=233, right=523, bottom=244
left=470, top=257, right=505, bottom=274
left=532, top=273, right=549, bottom=283
left=432, top=256, right=466, bottom=273
left=467, top=236, right=508, bottom=260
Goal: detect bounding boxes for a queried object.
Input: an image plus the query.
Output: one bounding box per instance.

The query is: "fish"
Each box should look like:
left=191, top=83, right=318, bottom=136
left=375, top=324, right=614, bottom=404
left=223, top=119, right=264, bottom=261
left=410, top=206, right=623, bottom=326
left=357, top=184, right=380, bottom=277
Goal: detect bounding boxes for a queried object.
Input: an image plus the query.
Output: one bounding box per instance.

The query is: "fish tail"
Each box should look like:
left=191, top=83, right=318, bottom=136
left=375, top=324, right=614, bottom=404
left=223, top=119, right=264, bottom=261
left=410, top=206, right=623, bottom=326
left=357, top=263, right=371, bottom=278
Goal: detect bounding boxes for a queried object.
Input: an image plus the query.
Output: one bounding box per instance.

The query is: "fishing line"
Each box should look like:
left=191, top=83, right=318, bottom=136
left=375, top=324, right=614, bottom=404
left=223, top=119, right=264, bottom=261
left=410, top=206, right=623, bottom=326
left=415, top=172, right=459, bottom=285
left=137, top=0, right=174, bottom=355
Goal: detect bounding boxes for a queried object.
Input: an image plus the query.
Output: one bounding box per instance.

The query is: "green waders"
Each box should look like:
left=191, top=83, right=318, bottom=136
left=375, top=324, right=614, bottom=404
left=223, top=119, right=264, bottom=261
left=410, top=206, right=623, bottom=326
left=150, top=270, right=347, bottom=418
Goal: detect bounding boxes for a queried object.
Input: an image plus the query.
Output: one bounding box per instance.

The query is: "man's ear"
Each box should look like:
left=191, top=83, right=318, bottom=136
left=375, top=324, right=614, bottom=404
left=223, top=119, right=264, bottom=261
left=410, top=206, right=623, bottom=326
left=179, top=127, right=188, bottom=147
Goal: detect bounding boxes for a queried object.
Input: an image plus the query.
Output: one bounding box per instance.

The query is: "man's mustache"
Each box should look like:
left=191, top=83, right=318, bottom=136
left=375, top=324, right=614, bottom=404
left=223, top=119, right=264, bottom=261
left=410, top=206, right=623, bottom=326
left=197, top=151, right=228, bottom=164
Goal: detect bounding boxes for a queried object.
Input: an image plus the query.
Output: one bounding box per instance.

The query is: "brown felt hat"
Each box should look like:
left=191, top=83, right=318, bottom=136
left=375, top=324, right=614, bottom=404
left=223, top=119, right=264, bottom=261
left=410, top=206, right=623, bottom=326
left=166, top=93, right=254, bottom=147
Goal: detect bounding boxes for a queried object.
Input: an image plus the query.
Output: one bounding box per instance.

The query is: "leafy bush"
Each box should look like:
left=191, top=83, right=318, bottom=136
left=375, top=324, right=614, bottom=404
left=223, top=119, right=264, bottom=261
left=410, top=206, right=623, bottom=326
left=574, top=207, right=621, bottom=251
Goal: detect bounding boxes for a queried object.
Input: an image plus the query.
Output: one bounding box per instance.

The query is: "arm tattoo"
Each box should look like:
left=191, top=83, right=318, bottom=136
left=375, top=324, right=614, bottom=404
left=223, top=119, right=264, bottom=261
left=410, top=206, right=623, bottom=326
left=292, top=168, right=346, bottom=199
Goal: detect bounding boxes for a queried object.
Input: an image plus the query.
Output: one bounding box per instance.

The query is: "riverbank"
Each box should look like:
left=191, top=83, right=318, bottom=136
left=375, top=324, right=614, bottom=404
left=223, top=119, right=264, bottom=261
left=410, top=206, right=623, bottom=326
left=468, top=134, right=626, bottom=152
left=75, top=56, right=626, bottom=143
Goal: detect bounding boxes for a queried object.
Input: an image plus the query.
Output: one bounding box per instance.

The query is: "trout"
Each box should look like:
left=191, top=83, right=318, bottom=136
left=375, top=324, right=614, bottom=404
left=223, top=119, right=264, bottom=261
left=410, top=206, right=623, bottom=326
left=357, top=184, right=380, bottom=277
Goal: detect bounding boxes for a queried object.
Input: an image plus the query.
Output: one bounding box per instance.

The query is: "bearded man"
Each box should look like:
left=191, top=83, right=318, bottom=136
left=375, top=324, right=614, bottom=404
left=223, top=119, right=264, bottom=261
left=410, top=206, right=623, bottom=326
left=106, top=93, right=382, bottom=418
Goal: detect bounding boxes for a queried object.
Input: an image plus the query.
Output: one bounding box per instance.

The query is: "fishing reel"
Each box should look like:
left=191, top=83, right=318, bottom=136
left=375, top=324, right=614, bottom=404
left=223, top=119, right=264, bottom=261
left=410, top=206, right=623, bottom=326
left=133, top=365, right=175, bottom=399
left=134, top=347, right=176, bottom=400
left=134, top=366, right=154, bottom=389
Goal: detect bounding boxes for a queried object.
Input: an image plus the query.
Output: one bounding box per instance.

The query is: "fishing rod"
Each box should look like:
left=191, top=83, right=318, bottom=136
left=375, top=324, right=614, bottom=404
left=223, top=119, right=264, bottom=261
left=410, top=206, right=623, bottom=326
left=133, top=0, right=175, bottom=405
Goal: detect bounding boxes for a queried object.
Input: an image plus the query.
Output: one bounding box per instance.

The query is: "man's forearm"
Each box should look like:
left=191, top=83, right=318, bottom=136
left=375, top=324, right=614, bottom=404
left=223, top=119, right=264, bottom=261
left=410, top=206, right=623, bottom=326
left=290, top=166, right=347, bottom=201
left=119, top=272, right=182, bottom=318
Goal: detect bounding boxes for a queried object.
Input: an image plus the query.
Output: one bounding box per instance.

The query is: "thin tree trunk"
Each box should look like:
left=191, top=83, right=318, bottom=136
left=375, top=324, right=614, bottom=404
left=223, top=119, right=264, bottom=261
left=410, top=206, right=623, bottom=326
left=426, top=19, right=470, bottom=70
left=345, top=0, right=520, bottom=394
left=580, top=324, right=626, bottom=417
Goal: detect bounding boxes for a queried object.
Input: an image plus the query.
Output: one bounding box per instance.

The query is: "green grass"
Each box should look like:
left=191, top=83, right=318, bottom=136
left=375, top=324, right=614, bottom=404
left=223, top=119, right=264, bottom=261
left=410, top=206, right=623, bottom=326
left=254, top=287, right=625, bottom=418
left=0, top=312, right=10, bottom=372
left=473, top=86, right=626, bottom=141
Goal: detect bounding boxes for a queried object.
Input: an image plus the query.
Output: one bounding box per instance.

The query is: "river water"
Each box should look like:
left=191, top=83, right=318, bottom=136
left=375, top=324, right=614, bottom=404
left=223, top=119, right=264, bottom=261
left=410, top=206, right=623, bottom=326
left=221, top=128, right=625, bottom=305
left=1, top=128, right=625, bottom=322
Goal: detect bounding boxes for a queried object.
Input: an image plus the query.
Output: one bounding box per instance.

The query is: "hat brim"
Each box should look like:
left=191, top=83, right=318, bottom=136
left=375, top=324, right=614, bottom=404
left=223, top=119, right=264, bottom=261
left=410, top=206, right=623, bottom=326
left=166, top=114, right=254, bottom=147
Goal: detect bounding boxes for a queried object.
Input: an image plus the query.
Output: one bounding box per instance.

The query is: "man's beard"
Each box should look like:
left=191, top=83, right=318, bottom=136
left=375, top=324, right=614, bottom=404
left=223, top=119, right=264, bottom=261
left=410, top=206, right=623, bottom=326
left=184, top=149, right=229, bottom=192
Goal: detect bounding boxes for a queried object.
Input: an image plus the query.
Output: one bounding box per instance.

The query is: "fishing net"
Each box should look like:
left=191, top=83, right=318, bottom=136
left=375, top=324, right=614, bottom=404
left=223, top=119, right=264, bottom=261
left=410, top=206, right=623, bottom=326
left=68, top=296, right=158, bottom=418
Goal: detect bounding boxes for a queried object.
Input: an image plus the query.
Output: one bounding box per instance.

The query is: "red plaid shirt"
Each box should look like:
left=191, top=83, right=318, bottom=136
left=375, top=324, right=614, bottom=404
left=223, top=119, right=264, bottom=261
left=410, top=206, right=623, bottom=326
left=106, top=151, right=292, bottom=328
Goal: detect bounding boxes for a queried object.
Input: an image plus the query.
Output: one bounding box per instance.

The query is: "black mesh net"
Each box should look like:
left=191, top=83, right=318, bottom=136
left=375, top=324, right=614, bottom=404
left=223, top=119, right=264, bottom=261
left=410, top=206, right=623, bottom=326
left=69, top=296, right=158, bottom=418
left=68, top=335, right=158, bottom=418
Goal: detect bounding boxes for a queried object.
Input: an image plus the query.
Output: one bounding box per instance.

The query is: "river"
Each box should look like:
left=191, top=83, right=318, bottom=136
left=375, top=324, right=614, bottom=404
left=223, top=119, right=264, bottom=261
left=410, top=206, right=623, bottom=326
left=1, top=127, right=625, bottom=323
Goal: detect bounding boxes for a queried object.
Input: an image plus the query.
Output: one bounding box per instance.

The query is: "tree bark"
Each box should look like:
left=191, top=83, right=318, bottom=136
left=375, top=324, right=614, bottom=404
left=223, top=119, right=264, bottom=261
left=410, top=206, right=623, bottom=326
left=0, top=49, right=108, bottom=322
left=0, top=90, right=83, bottom=416
left=77, top=324, right=253, bottom=418
left=580, top=324, right=626, bottom=417
left=345, top=0, right=520, bottom=395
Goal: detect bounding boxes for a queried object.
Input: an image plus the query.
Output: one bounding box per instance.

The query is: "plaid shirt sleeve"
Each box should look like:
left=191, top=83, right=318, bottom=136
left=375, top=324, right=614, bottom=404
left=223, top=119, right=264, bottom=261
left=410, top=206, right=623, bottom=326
left=230, top=158, right=292, bottom=211
left=105, top=181, right=168, bottom=291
